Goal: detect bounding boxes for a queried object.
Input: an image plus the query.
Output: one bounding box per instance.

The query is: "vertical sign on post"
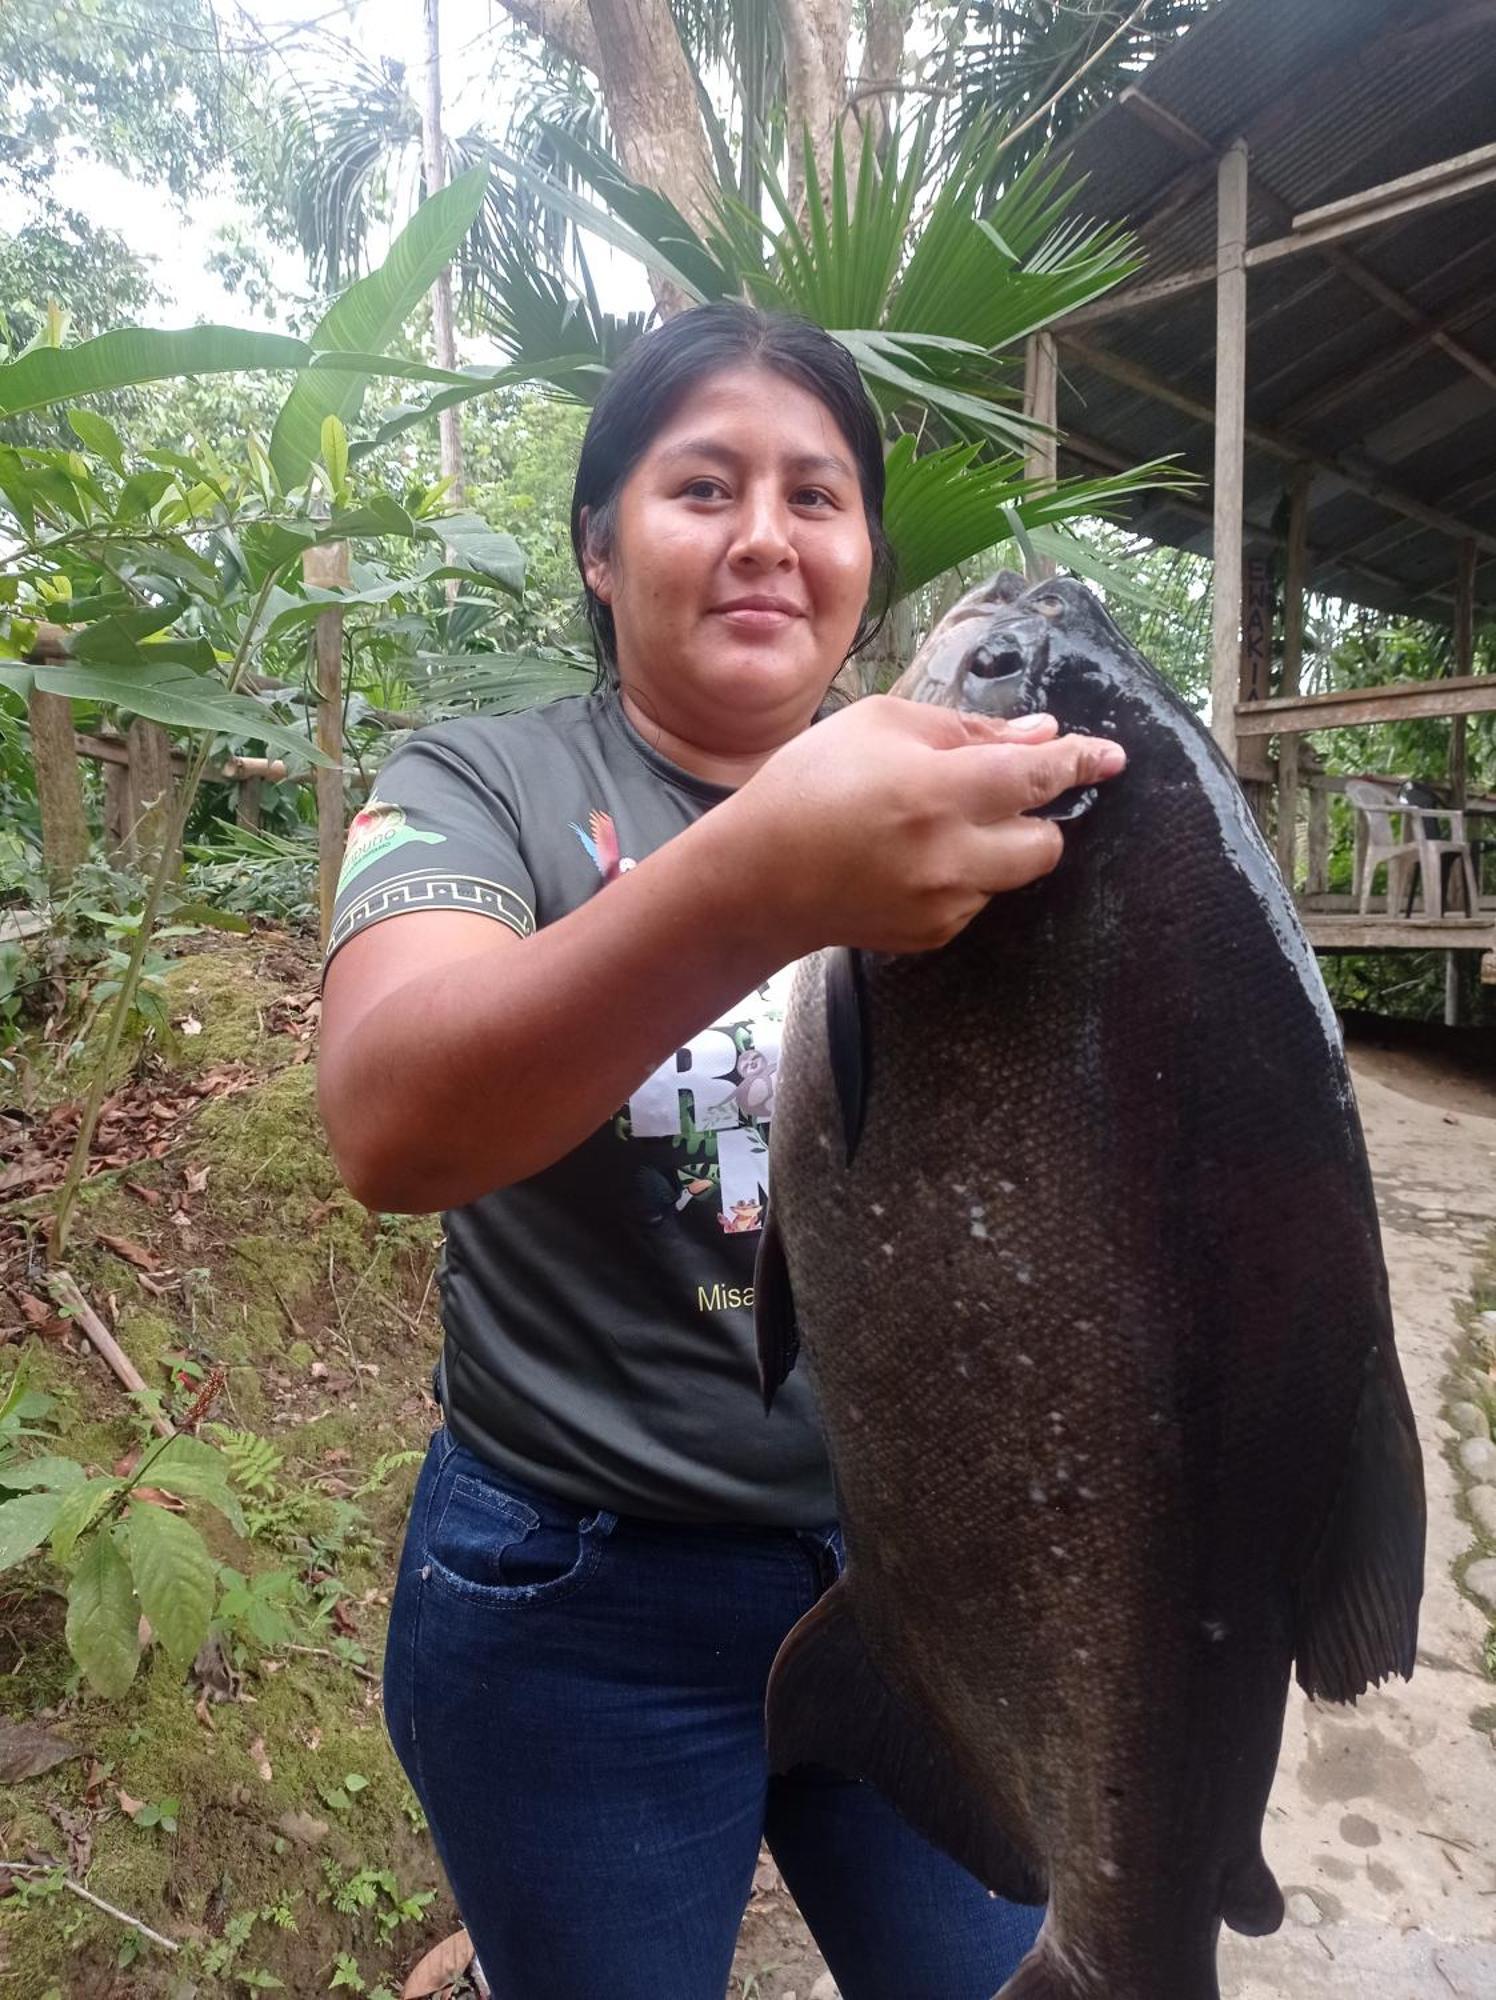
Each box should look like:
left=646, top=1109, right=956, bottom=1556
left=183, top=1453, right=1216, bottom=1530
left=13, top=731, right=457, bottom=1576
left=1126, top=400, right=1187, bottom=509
left=1238, top=553, right=1274, bottom=792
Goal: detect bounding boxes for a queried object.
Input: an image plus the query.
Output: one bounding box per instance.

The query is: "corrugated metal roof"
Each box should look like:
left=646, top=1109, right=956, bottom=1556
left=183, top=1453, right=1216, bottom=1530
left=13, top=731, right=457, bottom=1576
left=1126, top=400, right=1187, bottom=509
left=1049, top=0, right=1496, bottom=616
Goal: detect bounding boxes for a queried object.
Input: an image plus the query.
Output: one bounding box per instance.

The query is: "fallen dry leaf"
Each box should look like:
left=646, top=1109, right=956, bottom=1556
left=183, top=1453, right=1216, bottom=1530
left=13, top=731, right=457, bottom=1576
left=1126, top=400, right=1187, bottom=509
left=184, top=1163, right=210, bottom=1194
left=18, top=1294, right=50, bottom=1326
left=124, top=1181, right=161, bottom=1207
left=179, top=1014, right=202, bottom=1037
left=95, top=1232, right=162, bottom=1273
left=402, top=1928, right=474, bottom=1997
left=0, top=1719, right=78, bottom=1785
left=249, top=1736, right=272, bottom=1783
left=117, top=1789, right=145, bottom=1818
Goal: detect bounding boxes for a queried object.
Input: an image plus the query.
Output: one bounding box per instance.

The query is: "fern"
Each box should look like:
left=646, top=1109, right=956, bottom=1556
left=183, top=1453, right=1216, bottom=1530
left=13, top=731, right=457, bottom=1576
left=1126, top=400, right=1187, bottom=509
left=208, top=1427, right=285, bottom=1498
left=353, top=1449, right=423, bottom=1500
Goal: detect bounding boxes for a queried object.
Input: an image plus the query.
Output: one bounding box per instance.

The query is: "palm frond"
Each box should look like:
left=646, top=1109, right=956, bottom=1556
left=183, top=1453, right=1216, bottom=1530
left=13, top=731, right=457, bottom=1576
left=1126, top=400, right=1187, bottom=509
left=413, top=646, right=596, bottom=717
left=883, top=434, right=1189, bottom=600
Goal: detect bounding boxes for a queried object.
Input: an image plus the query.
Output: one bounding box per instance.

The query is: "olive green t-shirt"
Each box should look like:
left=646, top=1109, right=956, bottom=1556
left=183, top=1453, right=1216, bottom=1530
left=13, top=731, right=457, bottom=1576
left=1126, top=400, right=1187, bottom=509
left=325, top=688, right=833, bottom=1525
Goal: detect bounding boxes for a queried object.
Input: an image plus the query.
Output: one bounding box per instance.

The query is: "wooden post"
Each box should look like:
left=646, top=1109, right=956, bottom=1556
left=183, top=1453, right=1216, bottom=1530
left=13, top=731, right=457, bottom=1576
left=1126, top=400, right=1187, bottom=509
left=1239, top=553, right=1274, bottom=808
left=1276, top=469, right=1311, bottom=890
left=1211, top=140, right=1250, bottom=770
left=1450, top=538, right=1475, bottom=811
left=236, top=778, right=263, bottom=831
left=125, top=719, right=174, bottom=867
left=25, top=625, right=90, bottom=885
left=1447, top=538, right=1476, bottom=1024
left=1022, top=332, right=1059, bottom=581
left=1306, top=782, right=1330, bottom=898
left=305, top=542, right=350, bottom=947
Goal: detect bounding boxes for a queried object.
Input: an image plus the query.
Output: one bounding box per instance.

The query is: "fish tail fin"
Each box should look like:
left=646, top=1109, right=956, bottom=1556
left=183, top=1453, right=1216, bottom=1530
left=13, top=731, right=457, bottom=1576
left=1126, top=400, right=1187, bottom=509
left=1294, top=1330, right=1426, bottom=1702
left=996, top=1938, right=1220, bottom=2000
left=993, top=1942, right=1091, bottom=2000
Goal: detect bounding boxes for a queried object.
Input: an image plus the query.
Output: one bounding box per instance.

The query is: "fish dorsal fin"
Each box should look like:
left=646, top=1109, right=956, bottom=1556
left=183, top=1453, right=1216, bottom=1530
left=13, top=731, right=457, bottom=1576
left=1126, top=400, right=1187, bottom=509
left=825, top=946, right=871, bottom=1165
left=1293, top=1332, right=1426, bottom=1702
left=753, top=1202, right=799, bottom=1412
left=766, top=1578, right=1046, bottom=1907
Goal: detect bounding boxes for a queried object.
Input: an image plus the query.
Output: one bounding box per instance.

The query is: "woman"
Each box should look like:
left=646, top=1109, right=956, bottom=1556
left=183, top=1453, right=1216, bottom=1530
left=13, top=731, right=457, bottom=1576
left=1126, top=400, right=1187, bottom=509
left=319, top=302, right=1125, bottom=2000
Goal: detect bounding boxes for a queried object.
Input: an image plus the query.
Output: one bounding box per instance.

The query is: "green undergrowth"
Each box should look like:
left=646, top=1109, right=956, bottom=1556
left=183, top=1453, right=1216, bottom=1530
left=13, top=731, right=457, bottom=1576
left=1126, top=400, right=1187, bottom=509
left=1, top=935, right=453, bottom=1995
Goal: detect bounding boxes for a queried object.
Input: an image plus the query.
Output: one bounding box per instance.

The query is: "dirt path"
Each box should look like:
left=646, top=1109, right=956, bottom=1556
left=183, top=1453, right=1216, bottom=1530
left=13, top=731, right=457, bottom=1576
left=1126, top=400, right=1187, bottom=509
left=733, top=1046, right=1496, bottom=2000
left=1219, top=1045, right=1496, bottom=2000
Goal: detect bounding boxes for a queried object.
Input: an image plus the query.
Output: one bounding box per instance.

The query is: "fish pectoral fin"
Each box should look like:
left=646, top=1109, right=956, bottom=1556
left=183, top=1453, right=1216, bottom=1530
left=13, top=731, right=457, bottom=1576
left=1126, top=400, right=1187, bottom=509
left=825, top=946, right=871, bottom=1166
left=753, top=1202, right=799, bottom=1412
left=766, top=1578, right=1046, bottom=1907
left=1293, top=1333, right=1426, bottom=1703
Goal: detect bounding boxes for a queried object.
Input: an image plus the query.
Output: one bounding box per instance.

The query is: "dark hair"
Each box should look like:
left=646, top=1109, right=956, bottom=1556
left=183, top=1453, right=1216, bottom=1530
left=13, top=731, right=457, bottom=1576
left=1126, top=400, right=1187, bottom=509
left=569, top=302, right=895, bottom=682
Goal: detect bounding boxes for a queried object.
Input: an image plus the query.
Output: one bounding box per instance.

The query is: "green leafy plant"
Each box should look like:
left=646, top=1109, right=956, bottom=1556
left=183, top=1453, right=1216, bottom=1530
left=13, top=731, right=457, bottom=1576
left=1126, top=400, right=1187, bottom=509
left=0, top=1367, right=245, bottom=1695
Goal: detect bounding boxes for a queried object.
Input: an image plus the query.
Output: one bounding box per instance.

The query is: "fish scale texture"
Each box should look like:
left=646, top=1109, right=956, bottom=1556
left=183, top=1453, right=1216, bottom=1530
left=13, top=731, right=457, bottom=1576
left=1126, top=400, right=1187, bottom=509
left=763, top=578, right=1423, bottom=2000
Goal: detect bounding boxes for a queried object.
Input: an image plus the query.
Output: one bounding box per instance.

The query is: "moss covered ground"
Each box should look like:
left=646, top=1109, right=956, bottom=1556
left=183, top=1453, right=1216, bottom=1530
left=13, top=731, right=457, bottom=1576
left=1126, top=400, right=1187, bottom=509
left=0, top=933, right=460, bottom=1998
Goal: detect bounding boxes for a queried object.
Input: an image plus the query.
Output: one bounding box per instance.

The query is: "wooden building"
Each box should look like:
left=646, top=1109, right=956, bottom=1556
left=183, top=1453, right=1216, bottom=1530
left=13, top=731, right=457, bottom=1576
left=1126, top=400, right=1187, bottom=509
left=1034, top=0, right=1496, bottom=998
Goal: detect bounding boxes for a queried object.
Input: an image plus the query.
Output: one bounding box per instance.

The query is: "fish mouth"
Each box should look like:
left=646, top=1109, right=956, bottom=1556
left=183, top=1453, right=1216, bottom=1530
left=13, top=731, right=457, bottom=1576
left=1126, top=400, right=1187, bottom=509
left=956, top=615, right=1050, bottom=719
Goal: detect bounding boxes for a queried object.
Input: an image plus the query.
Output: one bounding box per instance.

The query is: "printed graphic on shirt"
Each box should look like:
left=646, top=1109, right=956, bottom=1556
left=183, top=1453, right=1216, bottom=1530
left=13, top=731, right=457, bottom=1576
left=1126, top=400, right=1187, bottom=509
left=612, top=964, right=794, bottom=1290
left=338, top=800, right=445, bottom=891
left=570, top=807, right=637, bottom=883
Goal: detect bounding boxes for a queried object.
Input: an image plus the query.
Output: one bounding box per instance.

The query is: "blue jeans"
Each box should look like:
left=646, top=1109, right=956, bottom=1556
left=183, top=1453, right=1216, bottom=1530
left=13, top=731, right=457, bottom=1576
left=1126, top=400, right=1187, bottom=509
left=384, top=1430, right=1043, bottom=2000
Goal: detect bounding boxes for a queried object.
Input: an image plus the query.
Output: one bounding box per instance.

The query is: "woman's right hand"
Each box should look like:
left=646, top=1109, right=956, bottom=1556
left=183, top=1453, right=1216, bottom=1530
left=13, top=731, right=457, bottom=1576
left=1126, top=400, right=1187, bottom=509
left=723, top=695, right=1126, bottom=958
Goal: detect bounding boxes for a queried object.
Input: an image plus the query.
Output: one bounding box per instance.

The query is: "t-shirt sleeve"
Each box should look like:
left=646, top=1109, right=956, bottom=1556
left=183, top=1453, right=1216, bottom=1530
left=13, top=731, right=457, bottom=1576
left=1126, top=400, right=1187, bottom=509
left=323, top=727, right=537, bottom=972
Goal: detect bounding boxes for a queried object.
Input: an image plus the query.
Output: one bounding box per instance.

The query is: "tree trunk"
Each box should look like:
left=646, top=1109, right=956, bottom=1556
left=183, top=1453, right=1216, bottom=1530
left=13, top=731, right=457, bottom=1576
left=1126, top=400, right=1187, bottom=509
left=585, top=0, right=720, bottom=305
left=422, top=0, right=465, bottom=508
left=777, top=0, right=854, bottom=204
left=853, top=0, right=915, bottom=166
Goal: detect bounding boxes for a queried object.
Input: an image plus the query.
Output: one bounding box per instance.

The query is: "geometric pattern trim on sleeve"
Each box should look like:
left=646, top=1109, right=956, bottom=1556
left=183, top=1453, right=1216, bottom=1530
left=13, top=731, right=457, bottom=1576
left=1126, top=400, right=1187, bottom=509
left=326, top=871, right=536, bottom=962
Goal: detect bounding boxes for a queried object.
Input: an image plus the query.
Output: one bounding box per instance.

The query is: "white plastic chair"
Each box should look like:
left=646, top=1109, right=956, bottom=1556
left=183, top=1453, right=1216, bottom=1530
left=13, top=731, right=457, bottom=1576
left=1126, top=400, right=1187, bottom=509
left=1405, top=800, right=1481, bottom=918
left=1345, top=779, right=1419, bottom=916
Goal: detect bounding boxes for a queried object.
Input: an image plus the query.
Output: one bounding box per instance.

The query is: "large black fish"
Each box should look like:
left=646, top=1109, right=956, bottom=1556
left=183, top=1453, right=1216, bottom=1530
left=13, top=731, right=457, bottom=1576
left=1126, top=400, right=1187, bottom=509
left=755, top=572, right=1425, bottom=2000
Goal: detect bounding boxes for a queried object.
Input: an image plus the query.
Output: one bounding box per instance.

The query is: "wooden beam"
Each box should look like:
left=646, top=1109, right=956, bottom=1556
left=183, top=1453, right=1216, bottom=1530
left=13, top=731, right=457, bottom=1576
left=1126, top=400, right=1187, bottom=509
left=1023, top=332, right=1059, bottom=581
left=1293, top=140, right=1496, bottom=236
left=1059, top=335, right=1496, bottom=560
left=1300, top=913, right=1494, bottom=952
left=1235, top=672, right=1496, bottom=736
left=1276, top=468, right=1311, bottom=888
left=1273, top=288, right=1496, bottom=433
left=1211, top=140, right=1249, bottom=770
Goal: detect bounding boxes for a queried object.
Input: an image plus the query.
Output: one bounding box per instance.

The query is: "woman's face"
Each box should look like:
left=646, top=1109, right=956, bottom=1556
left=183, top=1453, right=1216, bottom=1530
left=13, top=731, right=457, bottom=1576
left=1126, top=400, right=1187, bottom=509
left=583, top=363, right=876, bottom=765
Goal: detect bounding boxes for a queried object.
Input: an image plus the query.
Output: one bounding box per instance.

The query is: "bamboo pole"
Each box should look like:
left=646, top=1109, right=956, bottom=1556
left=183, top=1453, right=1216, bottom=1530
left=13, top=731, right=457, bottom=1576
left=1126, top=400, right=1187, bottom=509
left=421, top=0, right=465, bottom=513
left=305, top=542, right=350, bottom=948
left=1022, top=332, right=1059, bottom=582
left=1276, top=469, right=1311, bottom=889
left=1211, top=140, right=1250, bottom=770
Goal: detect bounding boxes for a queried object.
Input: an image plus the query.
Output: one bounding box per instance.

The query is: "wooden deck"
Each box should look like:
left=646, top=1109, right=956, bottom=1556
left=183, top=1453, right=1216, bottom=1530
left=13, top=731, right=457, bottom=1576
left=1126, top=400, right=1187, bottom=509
left=1298, top=903, right=1496, bottom=955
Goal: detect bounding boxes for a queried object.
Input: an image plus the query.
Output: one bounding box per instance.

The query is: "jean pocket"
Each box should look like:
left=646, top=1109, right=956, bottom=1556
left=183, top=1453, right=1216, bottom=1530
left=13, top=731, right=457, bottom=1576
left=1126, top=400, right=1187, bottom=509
left=425, top=1455, right=613, bottom=1605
